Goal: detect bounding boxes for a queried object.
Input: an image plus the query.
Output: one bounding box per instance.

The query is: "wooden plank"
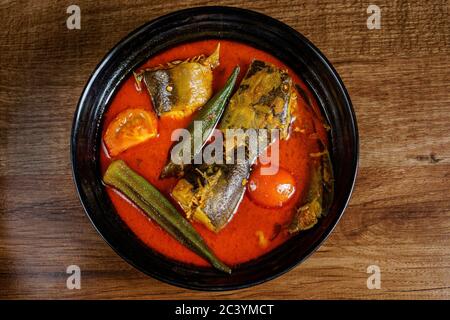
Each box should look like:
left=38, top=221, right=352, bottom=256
left=0, top=0, right=449, bottom=299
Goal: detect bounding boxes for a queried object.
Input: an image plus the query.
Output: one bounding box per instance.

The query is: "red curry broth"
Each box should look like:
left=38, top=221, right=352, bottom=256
left=100, top=40, right=328, bottom=266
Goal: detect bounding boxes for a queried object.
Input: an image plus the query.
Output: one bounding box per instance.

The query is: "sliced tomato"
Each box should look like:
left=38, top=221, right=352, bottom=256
left=247, top=164, right=296, bottom=208
left=104, top=108, right=157, bottom=157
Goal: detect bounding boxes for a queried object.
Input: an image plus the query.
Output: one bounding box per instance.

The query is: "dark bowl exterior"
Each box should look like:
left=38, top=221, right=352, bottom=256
left=71, top=6, right=359, bottom=291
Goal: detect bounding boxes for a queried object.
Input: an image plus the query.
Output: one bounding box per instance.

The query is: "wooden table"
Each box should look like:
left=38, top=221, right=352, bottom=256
left=1, top=0, right=449, bottom=299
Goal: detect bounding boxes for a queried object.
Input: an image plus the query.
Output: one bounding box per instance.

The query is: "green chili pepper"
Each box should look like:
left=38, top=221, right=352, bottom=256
left=160, top=66, right=240, bottom=178
left=103, top=160, right=231, bottom=274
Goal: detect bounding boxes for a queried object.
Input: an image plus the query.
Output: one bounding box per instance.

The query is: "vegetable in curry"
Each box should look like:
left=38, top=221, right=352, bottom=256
left=100, top=40, right=333, bottom=272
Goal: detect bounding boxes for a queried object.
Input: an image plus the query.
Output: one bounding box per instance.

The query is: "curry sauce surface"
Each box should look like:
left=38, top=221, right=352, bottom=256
left=100, top=40, right=328, bottom=266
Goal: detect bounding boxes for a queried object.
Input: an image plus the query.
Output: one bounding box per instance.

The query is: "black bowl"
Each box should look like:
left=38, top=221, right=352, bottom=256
left=71, top=6, right=358, bottom=291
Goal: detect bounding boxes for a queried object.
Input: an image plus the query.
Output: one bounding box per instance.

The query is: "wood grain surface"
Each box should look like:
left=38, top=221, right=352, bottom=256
left=0, top=0, right=449, bottom=299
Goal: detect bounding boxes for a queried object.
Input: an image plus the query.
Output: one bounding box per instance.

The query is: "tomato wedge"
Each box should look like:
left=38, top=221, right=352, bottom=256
left=104, top=108, right=157, bottom=157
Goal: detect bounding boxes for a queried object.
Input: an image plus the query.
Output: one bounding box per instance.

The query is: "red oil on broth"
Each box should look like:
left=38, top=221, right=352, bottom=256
left=100, top=39, right=328, bottom=267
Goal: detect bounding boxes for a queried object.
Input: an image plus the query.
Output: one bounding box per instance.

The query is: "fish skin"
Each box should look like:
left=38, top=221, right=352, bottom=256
left=143, top=69, right=174, bottom=115
left=196, top=158, right=251, bottom=231
left=220, top=59, right=292, bottom=139
left=137, top=45, right=220, bottom=118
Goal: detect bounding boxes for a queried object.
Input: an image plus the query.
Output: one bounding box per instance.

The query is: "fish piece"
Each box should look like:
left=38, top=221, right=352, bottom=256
left=134, top=44, right=220, bottom=119
left=219, top=60, right=293, bottom=138
left=172, top=155, right=251, bottom=232
left=287, top=141, right=334, bottom=233
left=171, top=60, right=296, bottom=232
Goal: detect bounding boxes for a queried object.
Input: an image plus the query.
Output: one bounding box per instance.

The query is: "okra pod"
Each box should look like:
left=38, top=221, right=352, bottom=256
left=103, top=160, right=231, bottom=274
